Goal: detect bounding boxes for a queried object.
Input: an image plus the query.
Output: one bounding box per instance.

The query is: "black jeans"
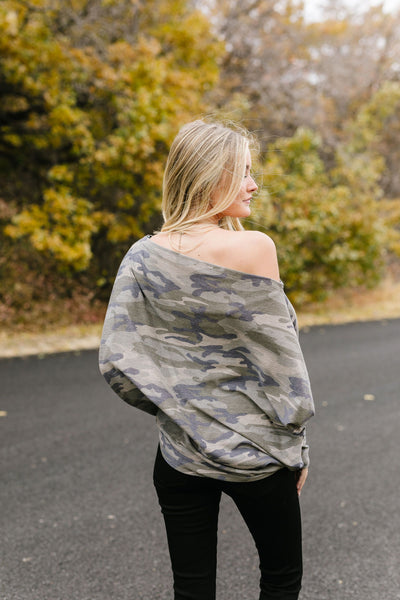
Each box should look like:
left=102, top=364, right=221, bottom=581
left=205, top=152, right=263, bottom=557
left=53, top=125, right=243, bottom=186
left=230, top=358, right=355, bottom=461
left=153, top=447, right=302, bottom=600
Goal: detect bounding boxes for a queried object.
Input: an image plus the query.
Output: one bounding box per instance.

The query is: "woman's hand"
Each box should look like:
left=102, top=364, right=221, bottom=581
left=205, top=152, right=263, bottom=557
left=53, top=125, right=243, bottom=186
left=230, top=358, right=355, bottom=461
left=296, top=467, right=308, bottom=496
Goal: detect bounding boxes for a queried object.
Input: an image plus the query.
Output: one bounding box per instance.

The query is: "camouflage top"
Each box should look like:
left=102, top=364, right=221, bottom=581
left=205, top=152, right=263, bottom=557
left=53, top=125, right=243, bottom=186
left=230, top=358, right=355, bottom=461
left=99, top=236, right=314, bottom=481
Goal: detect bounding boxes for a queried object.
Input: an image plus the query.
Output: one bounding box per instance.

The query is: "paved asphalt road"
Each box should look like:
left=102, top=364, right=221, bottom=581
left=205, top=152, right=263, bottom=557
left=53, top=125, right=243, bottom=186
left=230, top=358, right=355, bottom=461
left=1, top=319, right=400, bottom=600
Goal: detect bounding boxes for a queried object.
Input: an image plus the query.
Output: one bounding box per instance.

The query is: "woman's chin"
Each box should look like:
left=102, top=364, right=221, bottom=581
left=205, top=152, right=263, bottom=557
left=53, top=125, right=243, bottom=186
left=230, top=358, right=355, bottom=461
left=221, top=205, right=251, bottom=219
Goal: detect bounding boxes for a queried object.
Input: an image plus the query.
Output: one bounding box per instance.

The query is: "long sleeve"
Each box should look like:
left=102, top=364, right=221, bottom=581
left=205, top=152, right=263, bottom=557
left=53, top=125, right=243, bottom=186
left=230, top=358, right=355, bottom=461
left=301, top=429, right=310, bottom=468
left=98, top=236, right=314, bottom=481
left=98, top=254, right=158, bottom=416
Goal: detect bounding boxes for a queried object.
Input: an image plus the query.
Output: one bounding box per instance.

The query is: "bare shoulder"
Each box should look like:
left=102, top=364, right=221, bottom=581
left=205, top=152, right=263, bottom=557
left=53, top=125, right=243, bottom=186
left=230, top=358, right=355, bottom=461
left=222, top=230, right=280, bottom=281
left=236, top=230, right=277, bottom=249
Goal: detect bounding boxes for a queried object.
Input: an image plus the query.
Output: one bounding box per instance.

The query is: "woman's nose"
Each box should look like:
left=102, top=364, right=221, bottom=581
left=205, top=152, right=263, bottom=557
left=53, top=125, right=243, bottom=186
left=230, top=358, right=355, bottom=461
left=248, top=176, right=258, bottom=192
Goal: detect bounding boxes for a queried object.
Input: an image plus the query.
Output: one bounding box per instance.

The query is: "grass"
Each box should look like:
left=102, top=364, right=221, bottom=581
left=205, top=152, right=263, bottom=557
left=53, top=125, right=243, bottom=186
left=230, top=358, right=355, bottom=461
left=0, top=322, right=104, bottom=359
left=1, top=276, right=399, bottom=359
left=297, top=276, right=400, bottom=329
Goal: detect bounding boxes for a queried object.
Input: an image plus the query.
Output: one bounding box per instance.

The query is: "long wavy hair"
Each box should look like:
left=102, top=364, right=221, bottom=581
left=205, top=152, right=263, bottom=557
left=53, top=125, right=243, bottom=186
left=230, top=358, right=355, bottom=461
left=161, top=119, right=256, bottom=233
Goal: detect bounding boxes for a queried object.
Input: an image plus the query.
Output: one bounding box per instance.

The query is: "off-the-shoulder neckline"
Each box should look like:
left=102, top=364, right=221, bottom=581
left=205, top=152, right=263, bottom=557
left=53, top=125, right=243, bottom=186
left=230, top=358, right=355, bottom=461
left=141, top=235, right=284, bottom=287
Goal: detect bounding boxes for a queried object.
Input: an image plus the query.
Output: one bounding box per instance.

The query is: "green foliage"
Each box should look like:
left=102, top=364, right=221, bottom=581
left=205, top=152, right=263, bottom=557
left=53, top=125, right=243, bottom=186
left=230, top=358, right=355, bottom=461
left=6, top=187, right=97, bottom=270
left=1, top=0, right=399, bottom=326
left=250, top=129, right=386, bottom=305
left=344, top=81, right=400, bottom=256
left=0, top=0, right=221, bottom=286
left=349, top=81, right=400, bottom=153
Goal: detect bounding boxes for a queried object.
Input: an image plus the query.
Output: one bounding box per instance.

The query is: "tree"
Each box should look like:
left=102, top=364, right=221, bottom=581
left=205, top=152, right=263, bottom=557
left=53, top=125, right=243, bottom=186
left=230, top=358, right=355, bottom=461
left=248, top=128, right=386, bottom=304
left=344, top=80, right=400, bottom=258
left=203, top=1, right=400, bottom=157
left=203, top=0, right=313, bottom=142
left=305, top=5, right=400, bottom=147
left=348, top=80, right=400, bottom=196
left=1, top=0, right=221, bottom=288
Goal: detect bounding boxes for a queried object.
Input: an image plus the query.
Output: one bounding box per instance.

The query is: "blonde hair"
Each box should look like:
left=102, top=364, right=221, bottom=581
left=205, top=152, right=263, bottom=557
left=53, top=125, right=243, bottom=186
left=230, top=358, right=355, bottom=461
left=161, top=119, right=255, bottom=233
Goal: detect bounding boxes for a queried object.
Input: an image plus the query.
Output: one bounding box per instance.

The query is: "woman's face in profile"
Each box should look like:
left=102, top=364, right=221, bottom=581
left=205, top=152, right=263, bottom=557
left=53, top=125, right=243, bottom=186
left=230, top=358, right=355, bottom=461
left=213, top=150, right=258, bottom=219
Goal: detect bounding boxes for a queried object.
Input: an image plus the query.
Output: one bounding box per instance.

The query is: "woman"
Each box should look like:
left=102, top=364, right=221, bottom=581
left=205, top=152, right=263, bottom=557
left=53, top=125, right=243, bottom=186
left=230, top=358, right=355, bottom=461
left=99, top=119, right=314, bottom=600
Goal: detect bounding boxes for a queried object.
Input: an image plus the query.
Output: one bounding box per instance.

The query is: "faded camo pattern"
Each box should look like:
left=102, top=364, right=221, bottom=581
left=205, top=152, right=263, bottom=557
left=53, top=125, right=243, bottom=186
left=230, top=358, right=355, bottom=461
left=99, top=236, right=315, bottom=482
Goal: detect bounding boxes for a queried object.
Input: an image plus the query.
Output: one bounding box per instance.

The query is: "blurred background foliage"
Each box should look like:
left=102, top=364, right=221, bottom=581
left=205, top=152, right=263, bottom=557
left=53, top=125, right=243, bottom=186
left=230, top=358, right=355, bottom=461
left=1, top=0, right=399, bottom=328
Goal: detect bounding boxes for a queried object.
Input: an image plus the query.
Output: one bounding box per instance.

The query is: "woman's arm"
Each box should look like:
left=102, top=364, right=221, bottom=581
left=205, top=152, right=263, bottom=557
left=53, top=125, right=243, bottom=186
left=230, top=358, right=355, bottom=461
left=296, top=468, right=308, bottom=496
left=99, top=252, right=158, bottom=416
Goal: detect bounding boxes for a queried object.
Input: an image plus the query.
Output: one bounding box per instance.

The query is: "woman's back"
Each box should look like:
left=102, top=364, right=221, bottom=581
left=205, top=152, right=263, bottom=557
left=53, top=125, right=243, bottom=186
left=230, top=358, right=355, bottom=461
left=150, top=228, right=281, bottom=282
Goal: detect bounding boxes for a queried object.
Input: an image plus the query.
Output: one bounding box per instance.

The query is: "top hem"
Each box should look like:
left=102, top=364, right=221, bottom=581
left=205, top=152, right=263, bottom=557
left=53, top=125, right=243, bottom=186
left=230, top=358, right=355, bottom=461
left=142, top=235, right=284, bottom=288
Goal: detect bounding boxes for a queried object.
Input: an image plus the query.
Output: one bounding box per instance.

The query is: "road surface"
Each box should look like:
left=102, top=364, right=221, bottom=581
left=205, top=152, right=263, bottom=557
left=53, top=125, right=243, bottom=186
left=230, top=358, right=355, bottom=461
left=1, top=319, right=400, bottom=600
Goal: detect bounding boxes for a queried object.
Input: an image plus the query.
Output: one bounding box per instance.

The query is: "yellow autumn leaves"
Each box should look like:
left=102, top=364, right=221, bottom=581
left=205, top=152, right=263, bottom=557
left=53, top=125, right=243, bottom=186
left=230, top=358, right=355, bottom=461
left=1, top=0, right=399, bottom=314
